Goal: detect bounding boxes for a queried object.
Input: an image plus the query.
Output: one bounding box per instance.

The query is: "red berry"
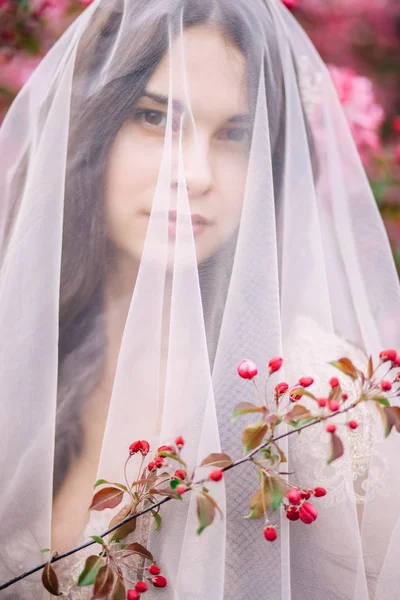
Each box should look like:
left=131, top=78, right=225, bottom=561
left=263, top=525, right=277, bottom=541
left=348, top=420, right=358, bottom=430
left=176, top=484, right=187, bottom=495
left=286, top=506, right=300, bottom=521
left=175, top=435, right=185, bottom=447
left=290, top=387, right=303, bottom=402
left=312, top=487, right=327, bottom=497
left=174, top=469, right=187, bottom=480
left=237, top=359, right=258, bottom=380
left=127, top=591, right=140, bottom=600
left=328, top=399, right=340, bottom=412
left=135, top=581, right=148, bottom=593
left=151, top=575, right=167, bottom=588
left=269, top=357, right=283, bottom=373
left=147, top=461, right=156, bottom=472
left=129, top=440, right=142, bottom=455
left=140, top=440, right=150, bottom=456
left=209, top=469, right=223, bottom=482
left=299, top=376, right=314, bottom=388
left=154, top=457, right=164, bottom=468
left=379, top=349, right=397, bottom=362
left=299, top=501, right=318, bottom=524
left=317, top=397, right=327, bottom=408
left=394, top=353, right=400, bottom=367
left=342, top=394, right=348, bottom=400
left=275, top=382, right=289, bottom=396
left=148, top=565, right=161, bottom=576
left=326, top=423, right=337, bottom=433
left=286, top=488, right=302, bottom=505
left=381, top=380, right=392, bottom=392
left=329, top=377, right=339, bottom=388
left=300, top=489, right=311, bottom=500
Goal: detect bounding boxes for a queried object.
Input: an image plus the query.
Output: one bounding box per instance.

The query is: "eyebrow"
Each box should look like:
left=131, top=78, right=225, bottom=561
left=141, top=91, right=251, bottom=124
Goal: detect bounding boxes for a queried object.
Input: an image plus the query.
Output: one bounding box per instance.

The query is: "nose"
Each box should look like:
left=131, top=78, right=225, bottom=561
left=173, top=134, right=213, bottom=198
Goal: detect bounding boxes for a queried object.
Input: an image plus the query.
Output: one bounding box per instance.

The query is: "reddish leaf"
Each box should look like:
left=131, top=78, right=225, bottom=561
left=200, top=452, right=233, bottom=469
left=77, top=555, right=105, bottom=587
left=42, top=561, right=62, bottom=596
left=122, top=542, right=153, bottom=561
left=242, top=422, right=268, bottom=452
left=196, top=494, right=216, bottom=534
left=89, top=487, right=124, bottom=512
left=327, top=432, right=344, bottom=464
left=368, top=355, right=374, bottom=379
left=111, top=577, right=126, bottom=600
left=383, top=406, right=400, bottom=438
left=284, top=404, right=312, bottom=423
left=245, top=482, right=271, bottom=519
left=93, top=565, right=115, bottom=599
left=232, top=402, right=267, bottom=420
left=201, top=491, right=223, bottom=517
left=329, top=358, right=358, bottom=380
left=108, top=504, right=137, bottom=542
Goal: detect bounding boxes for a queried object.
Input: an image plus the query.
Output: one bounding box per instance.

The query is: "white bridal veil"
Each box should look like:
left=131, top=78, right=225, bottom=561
left=1, top=0, right=400, bottom=599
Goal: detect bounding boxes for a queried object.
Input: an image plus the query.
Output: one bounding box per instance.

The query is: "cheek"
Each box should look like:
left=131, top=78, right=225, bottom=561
left=215, top=152, right=247, bottom=234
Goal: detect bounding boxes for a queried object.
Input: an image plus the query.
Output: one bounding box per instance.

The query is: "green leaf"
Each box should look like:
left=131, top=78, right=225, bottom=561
left=329, top=358, right=358, bottom=380
left=122, top=542, right=153, bottom=561
left=268, top=473, right=287, bottom=512
left=40, top=548, right=51, bottom=553
left=92, top=565, right=114, bottom=599
left=245, top=481, right=271, bottom=519
left=158, top=451, right=186, bottom=466
left=111, top=577, right=126, bottom=600
left=89, top=487, right=124, bottom=511
left=94, top=479, right=128, bottom=491
left=200, top=452, right=233, bottom=469
left=42, top=561, right=62, bottom=596
left=170, top=479, right=180, bottom=490
left=327, top=432, right=344, bottom=465
left=241, top=422, right=268, bottom=453
left=91, top=536, right=105, bottom=546
left=371, top=396, right=390, bottom=407
left=196, top=494, right=216, bottom=534
left=232, top=402, right=266, bottom=420
left=77, top=555, right=105, bottom=587
left=151, top=510, right=162, bottom=530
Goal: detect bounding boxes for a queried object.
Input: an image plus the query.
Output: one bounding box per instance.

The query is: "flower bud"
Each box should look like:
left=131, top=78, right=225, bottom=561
left=299, top=501, right=318, bottom=524
left=174, top=469, right=187, bottom=480
left=326, top=423, right=337, bottom=433
left=379, top=349, right=397, bottom=362
left=286, top=488, right=302, bottom=505
left=330, top=377, right=339, bottom=388
left=286, top=506, right=300, bottom=521
left=175, top=436, right=185, bottom=448
left=263, top=525, right=277, bottom=541
left=275, top=382, right=289, bottom=396
left=318, top=397, right=327, bottom=408
left=151, top=575, right=167, bottom=588
left=127, top=590, right=140, bottom=600
left=269, top=357, right=283, bottom=373
left=381, top=380, right=392, bottom=392
left=290, top=387, right=303, bottom=402
left=148, top=565, right=161, bottom=576
left=237, top=359, right=258, bottom=380
left=348, top=420, right=358, bottom=430
left=328, top=399, right=340, bottom=412
left=312, top=487, right=327, bottom=497
left=299, top=376, right=314, bottom=388
left=209, top=469, right=224, bottom=482
left=135, top=581, right=148, bottom=593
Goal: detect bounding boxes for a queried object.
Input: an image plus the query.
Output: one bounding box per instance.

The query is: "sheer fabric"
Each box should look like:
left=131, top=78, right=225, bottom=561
left=0, top=1, right=400, bottom=599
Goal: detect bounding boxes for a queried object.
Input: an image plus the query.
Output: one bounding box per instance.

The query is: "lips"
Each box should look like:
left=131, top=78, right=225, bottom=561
left=167, top=210, right=210, bottom=226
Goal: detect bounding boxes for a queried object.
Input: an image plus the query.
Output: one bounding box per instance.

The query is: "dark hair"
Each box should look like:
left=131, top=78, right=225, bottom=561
left=54, top=0, right=286, bottom=494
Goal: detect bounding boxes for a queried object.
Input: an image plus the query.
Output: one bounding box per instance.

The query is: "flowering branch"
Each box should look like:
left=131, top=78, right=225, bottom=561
left=1, top=349, right=400, bottom=599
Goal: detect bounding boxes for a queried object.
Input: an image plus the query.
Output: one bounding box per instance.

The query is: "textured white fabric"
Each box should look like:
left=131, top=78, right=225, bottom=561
left=1, top=1, right=400, bottom=599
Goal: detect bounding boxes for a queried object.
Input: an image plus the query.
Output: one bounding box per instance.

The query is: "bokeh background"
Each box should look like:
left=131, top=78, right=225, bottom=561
left=1, top=0, right=399, bottom=273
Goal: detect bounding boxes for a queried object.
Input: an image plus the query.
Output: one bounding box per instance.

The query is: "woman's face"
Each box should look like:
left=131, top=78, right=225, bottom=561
left=105, top=25, right=250, bottom=268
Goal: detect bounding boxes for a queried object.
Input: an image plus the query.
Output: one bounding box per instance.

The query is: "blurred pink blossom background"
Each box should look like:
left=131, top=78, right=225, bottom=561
left=1, top=0, right=400, bottom=270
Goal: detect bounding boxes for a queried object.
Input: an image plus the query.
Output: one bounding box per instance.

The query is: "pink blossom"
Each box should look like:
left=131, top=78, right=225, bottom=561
left=328, top=65, right=385, bottom=166
left=0, top=54, right=42, bottom=92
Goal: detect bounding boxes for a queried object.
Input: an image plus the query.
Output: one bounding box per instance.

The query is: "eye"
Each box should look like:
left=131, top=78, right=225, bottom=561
left=134, top=109, right=167, bottom=129
left=218, top=127, right=252, bottom=144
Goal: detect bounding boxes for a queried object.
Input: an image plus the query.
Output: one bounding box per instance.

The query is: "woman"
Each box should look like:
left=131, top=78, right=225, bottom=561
left=0, top=0, right=399, bottom=598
